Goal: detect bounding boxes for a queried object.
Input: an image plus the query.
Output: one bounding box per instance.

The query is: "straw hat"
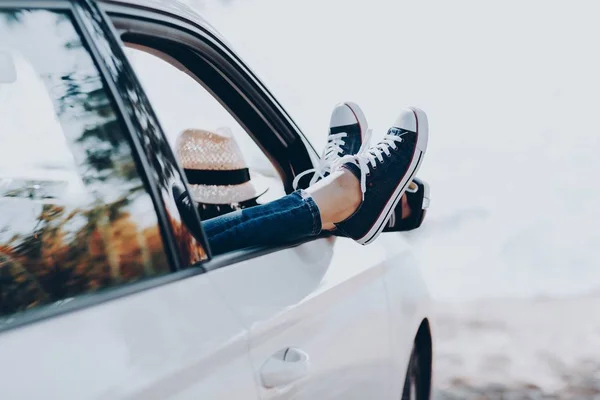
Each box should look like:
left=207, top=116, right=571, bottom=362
left=175, top=127, right=268, bottom=205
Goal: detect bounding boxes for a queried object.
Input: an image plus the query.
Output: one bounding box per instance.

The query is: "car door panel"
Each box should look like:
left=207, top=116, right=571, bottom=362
left=0, top=275, right=258, bottom=400
left=207, top=237, right=395, bottom=399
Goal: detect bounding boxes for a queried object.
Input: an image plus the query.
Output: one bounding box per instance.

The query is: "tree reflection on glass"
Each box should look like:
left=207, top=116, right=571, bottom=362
left=0, top=10, right=169, bottom=318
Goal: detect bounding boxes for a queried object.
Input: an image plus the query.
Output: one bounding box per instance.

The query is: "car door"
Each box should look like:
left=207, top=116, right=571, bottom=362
left=209, top=237, right=400, bottom=400
left=102, top=5, right=396, bottom=399
left=0, top=2, right=258, bottom=399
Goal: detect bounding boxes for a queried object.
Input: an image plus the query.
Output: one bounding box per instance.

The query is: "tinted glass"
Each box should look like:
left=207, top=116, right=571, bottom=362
left=0, top=9, right=169, bottom=318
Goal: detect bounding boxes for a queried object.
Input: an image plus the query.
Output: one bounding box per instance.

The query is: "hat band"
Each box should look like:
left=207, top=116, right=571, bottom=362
left=184, top=168, right=251, bottom=186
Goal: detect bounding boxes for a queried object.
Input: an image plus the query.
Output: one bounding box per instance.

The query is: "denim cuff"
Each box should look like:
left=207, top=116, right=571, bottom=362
left=298, top=190, right=322, bottom=235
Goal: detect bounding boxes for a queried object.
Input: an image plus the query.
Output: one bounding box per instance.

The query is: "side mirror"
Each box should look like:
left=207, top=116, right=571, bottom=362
left=0, top=51, right=16, bottom=84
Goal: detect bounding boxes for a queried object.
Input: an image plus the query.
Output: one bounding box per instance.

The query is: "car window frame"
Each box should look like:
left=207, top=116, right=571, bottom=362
left=101, top=4, right=336, bottom=270
left=101, top=2, right=318, bottom=189
left=0, top=0, right=211, bottom=333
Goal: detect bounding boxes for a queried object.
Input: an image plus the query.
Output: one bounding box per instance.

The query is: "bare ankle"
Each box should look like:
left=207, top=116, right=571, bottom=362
left=337, top=168, right=362, bottom=216
left=306, top=168, right=362, bottom=228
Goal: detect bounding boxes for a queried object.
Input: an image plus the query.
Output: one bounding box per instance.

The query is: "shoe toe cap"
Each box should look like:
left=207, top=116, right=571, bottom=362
left=330, top=103, right=359, bottom=128
left=393, top=108, right=419, bottom=132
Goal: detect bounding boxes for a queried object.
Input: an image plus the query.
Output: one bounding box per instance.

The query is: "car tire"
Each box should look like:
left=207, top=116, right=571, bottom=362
left=401, top=345, right=429, bottom=400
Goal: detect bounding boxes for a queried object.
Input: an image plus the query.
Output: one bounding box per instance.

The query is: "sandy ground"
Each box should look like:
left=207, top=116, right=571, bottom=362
left=432, top=296, right=600, bottom=399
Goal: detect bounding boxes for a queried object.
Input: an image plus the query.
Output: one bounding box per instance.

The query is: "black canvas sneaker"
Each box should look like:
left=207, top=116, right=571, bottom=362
left=293, top=102, right=369, bottom=189
left=384, top=177, right=430, bottom=232
left=335, top=107, right=429, bottom=244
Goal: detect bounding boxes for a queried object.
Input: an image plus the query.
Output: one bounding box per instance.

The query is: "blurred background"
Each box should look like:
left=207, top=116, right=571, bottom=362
left=184, top=0, right=600, bottom=397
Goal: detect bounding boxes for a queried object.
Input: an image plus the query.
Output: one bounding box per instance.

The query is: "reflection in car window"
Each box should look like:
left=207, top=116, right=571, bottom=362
left=0, top=10, right=169, bottom=318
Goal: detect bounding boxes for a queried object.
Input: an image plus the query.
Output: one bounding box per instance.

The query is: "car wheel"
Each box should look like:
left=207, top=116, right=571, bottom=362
left=401, top=345, right=428, bottom=400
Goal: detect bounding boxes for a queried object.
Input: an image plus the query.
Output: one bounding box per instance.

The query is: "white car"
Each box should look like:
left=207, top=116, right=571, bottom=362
left=0, top=0, right=433, bottom=399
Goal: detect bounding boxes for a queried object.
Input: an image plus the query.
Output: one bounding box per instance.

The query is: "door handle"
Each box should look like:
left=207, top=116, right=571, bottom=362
left=260, top=347, right=310, bottom=388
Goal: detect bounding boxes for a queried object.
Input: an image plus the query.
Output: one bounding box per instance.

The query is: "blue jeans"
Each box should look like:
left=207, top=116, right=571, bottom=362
left=203, top=190, right=323, bottom=255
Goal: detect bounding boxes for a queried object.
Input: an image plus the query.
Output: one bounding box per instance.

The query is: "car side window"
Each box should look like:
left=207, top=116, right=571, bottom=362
left=124, top=46, right=286, bottom=207
left=0, top=9, right=170, bottom=318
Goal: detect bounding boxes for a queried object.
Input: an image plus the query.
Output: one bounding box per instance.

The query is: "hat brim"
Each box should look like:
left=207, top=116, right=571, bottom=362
left=188, top=172, right=270, bottom=205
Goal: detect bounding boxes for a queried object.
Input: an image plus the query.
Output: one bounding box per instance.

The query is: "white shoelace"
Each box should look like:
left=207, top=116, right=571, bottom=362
left=292, top=132, right=348, bottom=189
left=337, top=133, right=405, bottom=199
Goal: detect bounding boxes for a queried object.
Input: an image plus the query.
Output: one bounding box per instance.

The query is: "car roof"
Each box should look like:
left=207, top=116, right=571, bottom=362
left=98, top=0, right=226, bottom=43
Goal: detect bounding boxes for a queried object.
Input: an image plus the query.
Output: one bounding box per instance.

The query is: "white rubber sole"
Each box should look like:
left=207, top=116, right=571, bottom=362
left=412, top=177, right=431, bottom=209
left=357, top=107, right=429, bottom=245
left=421, top=180, right=430, bottom=209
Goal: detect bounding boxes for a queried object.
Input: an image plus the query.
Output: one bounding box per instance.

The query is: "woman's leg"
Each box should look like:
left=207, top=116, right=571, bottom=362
left=203, top=106, right=428, bottom=252
left=203, top=191, right=319, bottom=255
left=203, top=169, right=362, bottom=255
